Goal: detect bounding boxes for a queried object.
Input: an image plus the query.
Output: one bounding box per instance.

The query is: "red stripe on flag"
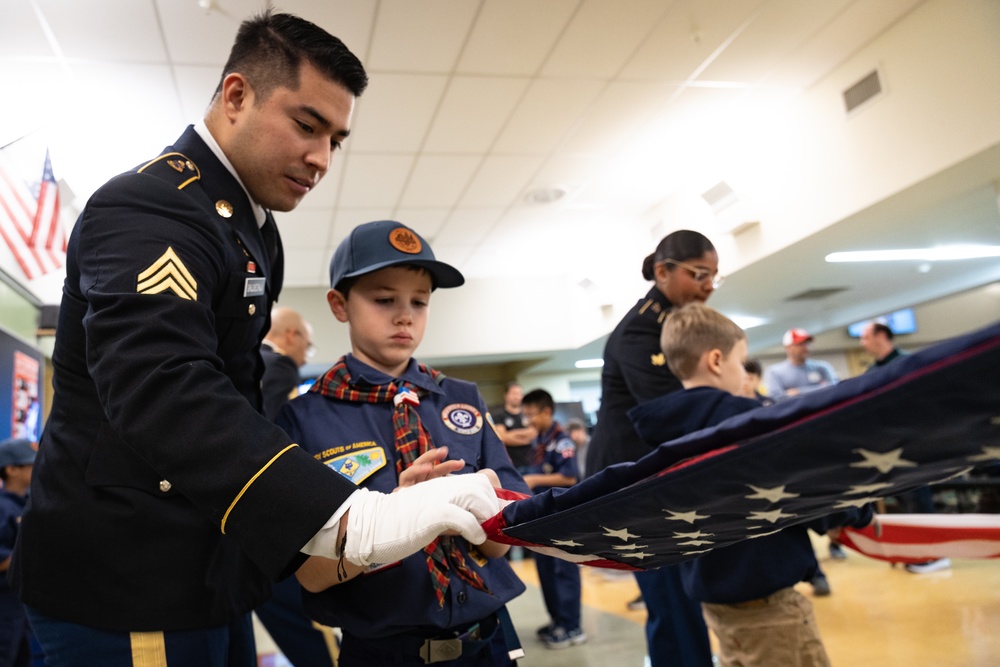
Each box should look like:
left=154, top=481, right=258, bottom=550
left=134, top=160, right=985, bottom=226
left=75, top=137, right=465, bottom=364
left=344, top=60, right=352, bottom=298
left=839, top=514, right=1000, bottom=564
left=0, top=193, right=36, bottom=279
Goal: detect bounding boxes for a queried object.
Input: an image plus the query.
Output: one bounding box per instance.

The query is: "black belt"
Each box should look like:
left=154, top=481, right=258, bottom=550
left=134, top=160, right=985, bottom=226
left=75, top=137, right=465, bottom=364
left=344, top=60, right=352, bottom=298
left=376, top=606, right=523, bottom=664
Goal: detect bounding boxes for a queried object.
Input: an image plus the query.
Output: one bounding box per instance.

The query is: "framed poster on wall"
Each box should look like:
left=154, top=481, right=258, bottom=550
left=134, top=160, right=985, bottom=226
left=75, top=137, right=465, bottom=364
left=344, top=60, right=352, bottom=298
left=0, top=326, right=44, bottom=441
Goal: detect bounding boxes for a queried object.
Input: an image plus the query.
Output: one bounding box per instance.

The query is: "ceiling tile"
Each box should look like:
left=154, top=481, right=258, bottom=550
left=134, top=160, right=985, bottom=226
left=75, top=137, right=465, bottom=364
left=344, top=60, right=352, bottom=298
left=493, top=78, right=605, bottom=154
left=423, top=76, right=530, bottom=153
left=457, top=0, right=578, bottom=75
left=398, top=155, right=481, bottom=208
left=276, top=209, right=333, bottom=250
left=282, top=247, right=329, bottom=287
left=697, top=0, right=852, bottom=84
left=54, top=62, right=184, bottom=197
left=459, top=155, right=545, bottom=207
left=39, top=0, right=166, bottom=62
left=558, top=80, right=673, bottom=155
left=529, top=153, right=602, bottom=193
left=294, top=157, right=346, bottom=211
left=367, top=0, right=478, bottom=72
left=392, top=208, right=451, bottom=239
left=0, top=1, right=51, bottom=57
left=541, top=0, right=669, bottom=78
left=620, top=0, right=767, bottom=82
left=278, top=0, right=377, bottom=60
left=337, top=154, right=414, bottom=208
left=156, top=0, right=254, bottom=66
left=429, top=243, right=476, bottom=269
left=331, top=208, right=397, bottom=241
left=174, top=64, right=222, bottom=123
left=0, top=62, right=68, bottom=144
left=434, top=207, right=502, bottom=246
left=348, top=73, right=449, bottom=152
left=763, top=0, right=925, bottom=90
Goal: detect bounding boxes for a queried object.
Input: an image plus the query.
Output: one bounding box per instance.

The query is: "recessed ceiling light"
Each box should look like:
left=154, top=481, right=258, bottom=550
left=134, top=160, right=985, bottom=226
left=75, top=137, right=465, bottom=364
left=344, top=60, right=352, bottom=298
left=825, top=245, right=1000, bottom=262
left=729, top=315, right=768, bottom=329
left=575, top=358, right=604, bottom=369
left=524, top=185, right=567, bottom=205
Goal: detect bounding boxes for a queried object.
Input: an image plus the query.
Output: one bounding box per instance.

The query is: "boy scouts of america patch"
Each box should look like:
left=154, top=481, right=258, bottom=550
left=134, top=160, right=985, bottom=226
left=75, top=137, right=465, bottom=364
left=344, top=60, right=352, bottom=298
left=136, top=246, right=197, bottom=300
left=325, top=447, right=387, bottom=485
left=441, top=404, right=483, bottom=435
left=389, top=227, right=422, bottom=254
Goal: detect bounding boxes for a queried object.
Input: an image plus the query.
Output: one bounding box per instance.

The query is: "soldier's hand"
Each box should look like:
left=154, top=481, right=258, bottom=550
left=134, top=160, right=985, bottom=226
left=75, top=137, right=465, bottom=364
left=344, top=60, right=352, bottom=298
left=344, top=474, right=499, bottom=566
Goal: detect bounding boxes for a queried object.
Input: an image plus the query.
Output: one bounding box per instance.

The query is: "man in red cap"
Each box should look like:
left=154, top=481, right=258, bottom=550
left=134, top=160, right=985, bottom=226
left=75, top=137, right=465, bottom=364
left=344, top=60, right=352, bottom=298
left=762, top=328, right=839, bottom=401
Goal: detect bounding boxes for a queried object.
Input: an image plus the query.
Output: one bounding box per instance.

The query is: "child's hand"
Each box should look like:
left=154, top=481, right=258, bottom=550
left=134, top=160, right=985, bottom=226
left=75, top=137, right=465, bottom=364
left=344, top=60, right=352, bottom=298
left=396, top=447, right=465, bottom=490
left=476, top=468, right=501, bottom=489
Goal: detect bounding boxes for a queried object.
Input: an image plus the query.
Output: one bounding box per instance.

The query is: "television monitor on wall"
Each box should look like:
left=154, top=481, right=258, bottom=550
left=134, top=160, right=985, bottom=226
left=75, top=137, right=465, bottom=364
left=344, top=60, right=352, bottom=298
left=847, top=308, right=917, bottom=338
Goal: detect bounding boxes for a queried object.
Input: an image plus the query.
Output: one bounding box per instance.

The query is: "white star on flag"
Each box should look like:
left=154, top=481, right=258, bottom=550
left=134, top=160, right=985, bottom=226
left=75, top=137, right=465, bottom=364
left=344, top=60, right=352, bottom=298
left=746, top=485, right=799, bottom=503
left=663, top=510, right=708, bottom=523
left=968, top=446, right=1000, bottom=462
left=748, top=509, right=796, bottom=524
left=850, top=448, right=917, bottom=473
left=602, top=526, right=640, bottom=541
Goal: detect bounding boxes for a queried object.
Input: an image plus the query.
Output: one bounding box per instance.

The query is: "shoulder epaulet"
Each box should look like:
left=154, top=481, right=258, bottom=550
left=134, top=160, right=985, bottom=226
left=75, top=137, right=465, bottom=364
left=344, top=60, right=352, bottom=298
left=637, top=298, right=666, bottom=322
left=136, top=152, right=201, bottom=190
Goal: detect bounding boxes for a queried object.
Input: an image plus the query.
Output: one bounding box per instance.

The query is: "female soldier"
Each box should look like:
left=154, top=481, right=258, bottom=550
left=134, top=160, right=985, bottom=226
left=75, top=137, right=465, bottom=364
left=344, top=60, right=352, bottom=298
left=584, top=229, right=721, bottom=667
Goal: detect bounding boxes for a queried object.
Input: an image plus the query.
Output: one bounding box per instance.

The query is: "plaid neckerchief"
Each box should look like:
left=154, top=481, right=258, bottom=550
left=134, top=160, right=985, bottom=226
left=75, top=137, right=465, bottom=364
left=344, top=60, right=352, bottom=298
left=533, top=422, right=567, bottom=465
left=311, top=357, right=490, bottom=606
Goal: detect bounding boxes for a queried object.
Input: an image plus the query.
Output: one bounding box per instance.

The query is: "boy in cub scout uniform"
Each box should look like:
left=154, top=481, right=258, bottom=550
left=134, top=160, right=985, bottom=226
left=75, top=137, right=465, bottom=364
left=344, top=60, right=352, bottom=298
left=276, top=220, right=531, bottom=666
left=11, top=13, right=498, bottom=667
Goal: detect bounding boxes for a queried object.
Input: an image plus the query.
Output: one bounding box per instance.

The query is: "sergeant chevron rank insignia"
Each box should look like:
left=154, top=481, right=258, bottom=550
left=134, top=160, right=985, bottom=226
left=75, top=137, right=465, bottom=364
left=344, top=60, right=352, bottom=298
left=137, top=246, right=198, bottom=300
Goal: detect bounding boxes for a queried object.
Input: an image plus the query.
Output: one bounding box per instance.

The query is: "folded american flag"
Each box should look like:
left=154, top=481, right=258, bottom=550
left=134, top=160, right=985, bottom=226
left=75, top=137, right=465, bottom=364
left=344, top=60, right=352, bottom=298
left=839, top=514, right=1000, bottom=564
left=483, top=320, right=1000, bottom=570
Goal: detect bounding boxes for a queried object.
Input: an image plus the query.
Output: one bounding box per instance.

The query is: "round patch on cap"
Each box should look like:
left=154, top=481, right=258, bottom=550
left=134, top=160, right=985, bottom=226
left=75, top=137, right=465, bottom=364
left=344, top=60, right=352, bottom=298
left=389, top=227, right=422, bottom=254
left=441, top=403, right=483, bottom=435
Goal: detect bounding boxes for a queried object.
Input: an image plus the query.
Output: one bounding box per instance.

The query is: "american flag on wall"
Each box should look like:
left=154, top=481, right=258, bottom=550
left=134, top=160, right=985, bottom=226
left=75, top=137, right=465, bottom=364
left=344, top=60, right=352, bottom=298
left=483, top=320, right=1000, bottom=569
left=0, top=140, right=68, bottom=280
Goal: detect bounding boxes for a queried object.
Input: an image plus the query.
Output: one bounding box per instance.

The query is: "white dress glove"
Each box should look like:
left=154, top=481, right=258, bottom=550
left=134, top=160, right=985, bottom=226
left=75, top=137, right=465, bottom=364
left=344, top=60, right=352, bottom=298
left=344, top=474, right=499, bottom=567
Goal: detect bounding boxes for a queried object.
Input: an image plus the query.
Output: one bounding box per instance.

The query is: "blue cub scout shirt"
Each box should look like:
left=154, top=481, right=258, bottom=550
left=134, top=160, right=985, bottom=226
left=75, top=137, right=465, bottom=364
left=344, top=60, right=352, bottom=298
left=276, top=355, right=529, bottom=638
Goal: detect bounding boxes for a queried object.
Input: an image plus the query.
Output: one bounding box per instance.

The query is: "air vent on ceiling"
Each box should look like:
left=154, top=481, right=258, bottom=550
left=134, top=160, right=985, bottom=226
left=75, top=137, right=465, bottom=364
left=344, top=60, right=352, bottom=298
left=701, top=181, right=738, bottom=212
left=785, top=287, right=848, bottom=302
left=843, top=69, right=883, bottom=113
left=700, top=181, right=759, bottom=235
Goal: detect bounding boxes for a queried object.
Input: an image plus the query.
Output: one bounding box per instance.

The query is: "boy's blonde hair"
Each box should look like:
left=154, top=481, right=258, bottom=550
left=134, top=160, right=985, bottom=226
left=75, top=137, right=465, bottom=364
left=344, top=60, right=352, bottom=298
left=661, top=303, right=746, bottom=380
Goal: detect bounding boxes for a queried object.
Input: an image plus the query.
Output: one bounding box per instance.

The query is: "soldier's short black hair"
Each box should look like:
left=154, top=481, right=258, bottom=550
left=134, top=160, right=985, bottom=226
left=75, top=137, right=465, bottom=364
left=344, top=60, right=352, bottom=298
left=642, top=229, right=717, bottom=281
left=215, top=10, right=368, bottom=102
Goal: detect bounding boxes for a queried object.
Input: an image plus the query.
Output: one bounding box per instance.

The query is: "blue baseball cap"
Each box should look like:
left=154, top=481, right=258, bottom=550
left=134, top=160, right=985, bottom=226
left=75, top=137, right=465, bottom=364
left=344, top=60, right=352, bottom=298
left=0, top=438, right=36, bottom=468
left=329, top=220, right=465, bottom=291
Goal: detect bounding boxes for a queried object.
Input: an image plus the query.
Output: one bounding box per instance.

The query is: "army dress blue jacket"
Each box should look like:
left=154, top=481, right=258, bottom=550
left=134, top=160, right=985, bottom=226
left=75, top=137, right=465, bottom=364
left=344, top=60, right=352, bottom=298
left=276, top=355, right=529, bottom=638
left=11, top=127, right=358, bottom=631
left=585, top=287, right=682, bottom=476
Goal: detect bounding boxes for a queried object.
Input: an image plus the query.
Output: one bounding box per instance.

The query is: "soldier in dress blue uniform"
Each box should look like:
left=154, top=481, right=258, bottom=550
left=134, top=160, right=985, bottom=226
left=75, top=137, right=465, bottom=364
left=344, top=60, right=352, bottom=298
left=276, top=220, right=530, bottom=666
left=584, top=230, right=722, bottom=667
left=10, top=13, right=498, bottom=667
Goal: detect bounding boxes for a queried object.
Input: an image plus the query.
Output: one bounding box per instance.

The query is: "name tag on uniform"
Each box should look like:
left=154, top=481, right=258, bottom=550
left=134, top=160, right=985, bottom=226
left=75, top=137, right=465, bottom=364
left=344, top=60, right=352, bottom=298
left=244, top=277, right=266, bottom=297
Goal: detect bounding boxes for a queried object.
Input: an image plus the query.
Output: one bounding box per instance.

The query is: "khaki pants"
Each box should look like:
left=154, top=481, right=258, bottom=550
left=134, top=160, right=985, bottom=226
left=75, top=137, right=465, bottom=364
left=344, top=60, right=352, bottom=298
left=701, top=587, right=831, bottom=667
